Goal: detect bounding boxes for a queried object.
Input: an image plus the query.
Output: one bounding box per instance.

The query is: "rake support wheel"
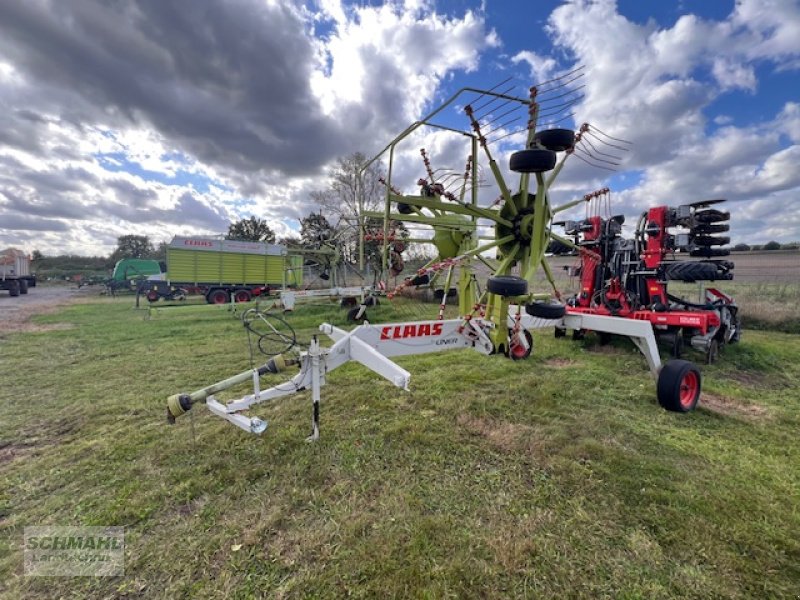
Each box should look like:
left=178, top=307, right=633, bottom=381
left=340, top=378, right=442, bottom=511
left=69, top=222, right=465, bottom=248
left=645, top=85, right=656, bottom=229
left=487, top=275, right=528, bottom=297
left=509, top=148, right=557, bottom=173
left=657, top=359, right=701, bottom=412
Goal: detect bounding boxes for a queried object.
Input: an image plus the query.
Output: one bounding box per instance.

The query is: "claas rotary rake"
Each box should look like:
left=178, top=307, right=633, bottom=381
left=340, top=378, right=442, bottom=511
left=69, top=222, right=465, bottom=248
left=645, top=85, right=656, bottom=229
left=166, top=73, right=722, bottom=439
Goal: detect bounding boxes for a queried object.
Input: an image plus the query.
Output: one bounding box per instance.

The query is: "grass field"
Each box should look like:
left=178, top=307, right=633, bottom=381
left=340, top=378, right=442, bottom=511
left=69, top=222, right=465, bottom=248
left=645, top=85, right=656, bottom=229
left=1, top=295, right=799, bottom=598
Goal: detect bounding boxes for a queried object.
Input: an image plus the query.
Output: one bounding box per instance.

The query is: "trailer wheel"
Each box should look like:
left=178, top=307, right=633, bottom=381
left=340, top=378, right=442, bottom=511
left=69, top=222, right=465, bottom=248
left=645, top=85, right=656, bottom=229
left=525, top=301, right=565, bottom=319
left=19, top=279, right=28, bottom=294
left=507, top=329, right=533, bottom=360
left=8, top=280, right=20, bottom=297
left=208, top=289, right=230, bottom=304
left=509, top=148, right=557, bottom=173
left=533, top=128, right=575, bottom=152
left=657, top=359, right=701, bottom=412
left=487, top=275, right=528, bottom=297
left=146, top=290, right=159, bottom=303
left=234, top=289, right=252, bottom=303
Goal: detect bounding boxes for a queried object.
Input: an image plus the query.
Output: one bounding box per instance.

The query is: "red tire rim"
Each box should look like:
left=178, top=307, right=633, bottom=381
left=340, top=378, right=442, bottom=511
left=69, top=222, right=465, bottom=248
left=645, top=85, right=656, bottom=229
left=509, top=333, right=529, bottom=359
left=146, top=291, right=159, bottom=302
left=235, top=291, right=251, bottom=303
left=211, top=291, right=228, bottom=304
left=679, top=370, right=699, bottom=408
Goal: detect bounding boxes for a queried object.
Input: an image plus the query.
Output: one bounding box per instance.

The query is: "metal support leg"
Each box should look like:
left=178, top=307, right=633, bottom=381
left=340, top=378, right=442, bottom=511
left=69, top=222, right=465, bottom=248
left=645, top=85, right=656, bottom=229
left=307, top=336, right=321, bottom=442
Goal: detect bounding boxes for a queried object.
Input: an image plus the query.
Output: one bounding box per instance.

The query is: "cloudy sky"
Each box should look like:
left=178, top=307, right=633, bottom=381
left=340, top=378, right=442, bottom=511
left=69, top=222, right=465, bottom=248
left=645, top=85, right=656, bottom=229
left=1, top=0, right=798, bottom=255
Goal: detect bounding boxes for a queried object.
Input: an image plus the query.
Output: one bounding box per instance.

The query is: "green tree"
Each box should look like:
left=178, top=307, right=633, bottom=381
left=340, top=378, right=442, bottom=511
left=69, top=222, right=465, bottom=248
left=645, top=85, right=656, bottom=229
left=300, top=213, right=335, bottom=249
left=109, top=235, right=155, bottom=264
left=763, top=240, right=781, bottom=251
left=226, top=216, right=276, bottom=243
left=732, top=243, right=751, bottom=252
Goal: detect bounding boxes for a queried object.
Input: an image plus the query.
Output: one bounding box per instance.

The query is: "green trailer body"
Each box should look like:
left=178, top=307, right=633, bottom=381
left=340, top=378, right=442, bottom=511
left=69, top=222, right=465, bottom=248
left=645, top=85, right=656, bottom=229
left=165, top=237, right=303, bottom=289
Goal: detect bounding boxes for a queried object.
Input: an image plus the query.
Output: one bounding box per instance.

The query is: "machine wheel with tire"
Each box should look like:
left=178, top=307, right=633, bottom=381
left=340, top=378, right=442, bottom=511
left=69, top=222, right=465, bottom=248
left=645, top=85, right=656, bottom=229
left=487, top=275, right=528, bottom=297
left=533, top=128, right=575, bottom=152
left=208, top=289, right=230, bottom=304
left=525, top=301, right=565, bottom=319
left=507, top=329, right=533, bottom=360
left=509, top=148, right=557, bottom=173
left=19, top=279, right=28, bottom=294
left=657, top=359, right=701, bottom=412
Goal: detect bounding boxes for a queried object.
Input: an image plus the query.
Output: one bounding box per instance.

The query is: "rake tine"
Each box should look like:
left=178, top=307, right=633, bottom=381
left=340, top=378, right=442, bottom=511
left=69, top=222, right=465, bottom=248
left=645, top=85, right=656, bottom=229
left=573, top=151, right=617, bottom=172
left=532, top=64, right=586, bottom=89
left=585, top=130, right=631, bottom=152
left=587, top=125, right=632, bottom=144
left=482, top=116, right=523, bottom=139
left=576, top=144, right=621, bottom=166
left=486, top=126, right=529, bottom=145
left=479, top=104, right=522, bottom=129
left=468, top=76, right=514, bottom=105
left=537, top=83, right=587, bottom=104
left=471, top=83, right=518, bottom=114
left=581, top=135, right=623, bottom=161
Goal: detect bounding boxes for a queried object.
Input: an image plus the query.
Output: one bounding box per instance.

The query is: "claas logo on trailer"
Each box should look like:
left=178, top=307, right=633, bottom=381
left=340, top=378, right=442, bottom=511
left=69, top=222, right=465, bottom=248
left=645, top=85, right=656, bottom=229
left=380, top=323, right=444, bottom=340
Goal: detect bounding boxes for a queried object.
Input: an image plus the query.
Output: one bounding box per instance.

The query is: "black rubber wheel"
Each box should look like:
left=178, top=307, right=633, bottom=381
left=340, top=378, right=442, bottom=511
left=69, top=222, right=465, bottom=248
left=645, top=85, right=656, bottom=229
left=693, top=223, right=729, bottom=234
left=695, top=209, right=729, bottom=224
left=208, top=289, right=230, bottom=304
left=690, top=248, right=730, bottom=258
left=657, top=359, right=702, bottom=412
left=340, top=297, right=358, bottom=308
left=347, top=307, right=366, bottom=323
left=19, top=279, right=28, bottom=294
left=554, top=327, right=567, bottom=338
left=8, top=280, right=20, bottom=297
left=663, top=261, right=729, bottom=282
left=533, top=128, right=575, bottom=152
left=487, top=275, right=528, bottom=297
left=706, top=339, right=719, bottom=365
left=693, top=235, right=730, bottom=247
left=572, top=329, right=585, bottom=341
left=397, top=203, right=414, bottom=214
left=408, top=273, right=430, bottom=286
left=146, top=290, right=159, bottom=303
left=525, top=301, right=566, bottom=319
left=509, top=148, right=557, bottom=173
left=363, top=296, right=379, bottom=307
left=507, top=329, right=533, bottom=360
left=598, top=331, right=612, bottom=345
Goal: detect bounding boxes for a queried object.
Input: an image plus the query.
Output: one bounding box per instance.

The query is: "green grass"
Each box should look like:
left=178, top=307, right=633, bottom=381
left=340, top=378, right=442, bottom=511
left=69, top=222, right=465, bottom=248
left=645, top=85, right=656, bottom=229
left=1, top=296, right=799, bottom=598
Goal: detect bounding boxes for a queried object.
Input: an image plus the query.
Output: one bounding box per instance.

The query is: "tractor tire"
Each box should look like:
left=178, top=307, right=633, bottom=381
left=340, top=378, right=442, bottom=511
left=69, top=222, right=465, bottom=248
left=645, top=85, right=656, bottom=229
left=19, top=279, right=28, bottom=294
left=208, top=289, right=230, bottom=305
left=693, top=235, right=730, bottom=247
left=533, top=128, right=575, bottom=152
left=657, top=359, right=701, bottom=412
left=8, top=280, right=19, bottom=297
left=690, top=248, right=730, bottom=258
left=525, top=301, right=566, bottom=319
left=693, top=223, right=729, bottom=234
left=234, top=289, right=252, bottom=303
left=397, top=203, right=414, bottom=214
left=487, top=275, right=528, bottom=297
left=509, top=148, right=557, bottom=173
left=663, top=261, right=728, bottom=282
left=507, top=329, right=533, bottom=360
left=695, top=209, right=730, bottom=224
left=408, top=273, right=430, bottom=286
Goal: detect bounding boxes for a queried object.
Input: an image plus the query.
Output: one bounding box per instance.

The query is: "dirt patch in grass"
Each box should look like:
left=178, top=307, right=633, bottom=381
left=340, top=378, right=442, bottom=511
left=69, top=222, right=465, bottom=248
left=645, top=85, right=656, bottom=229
left=457, top=414, right=547, bottom=458
left=544, top=358, right=578, bottom=369
left=700, top=393, right=770, bottom=421
left=0, top=441, right=37, bottom=465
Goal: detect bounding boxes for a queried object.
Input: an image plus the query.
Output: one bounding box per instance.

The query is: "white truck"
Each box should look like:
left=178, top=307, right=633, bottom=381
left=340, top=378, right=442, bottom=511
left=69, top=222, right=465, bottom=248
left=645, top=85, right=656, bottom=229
left=0, top=248, right=36, bottom=297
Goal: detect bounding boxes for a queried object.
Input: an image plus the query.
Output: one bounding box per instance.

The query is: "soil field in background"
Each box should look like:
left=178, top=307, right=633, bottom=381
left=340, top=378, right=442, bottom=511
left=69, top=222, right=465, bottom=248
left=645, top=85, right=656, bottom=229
left=0, top=284, right=96, bottom=335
